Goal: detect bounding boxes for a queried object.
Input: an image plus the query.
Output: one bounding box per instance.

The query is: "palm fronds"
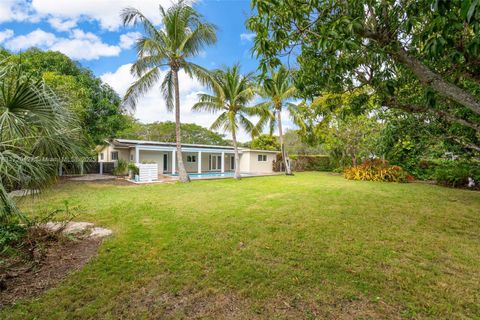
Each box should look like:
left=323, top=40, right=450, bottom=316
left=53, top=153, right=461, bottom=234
left=0, top=61, right=85, bottom=222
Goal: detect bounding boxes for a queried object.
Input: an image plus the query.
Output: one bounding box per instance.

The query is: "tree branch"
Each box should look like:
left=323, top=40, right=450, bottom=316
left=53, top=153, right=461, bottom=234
left=383, top=97, right=480, bottom=133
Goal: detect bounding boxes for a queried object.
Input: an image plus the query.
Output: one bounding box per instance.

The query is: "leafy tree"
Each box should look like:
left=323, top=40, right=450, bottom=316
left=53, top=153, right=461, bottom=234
left=193, top=65, right=262, bottom=179
left=323, top=115, right=382, bottom=168
left=248, top=0, right=480, bottom=151
left=286, top=89, right=381, bottom=167
left=250, top=134, right=280, bottom=151
left=256, top=66, right=296, bottom=174
left=0, top=62, right=84, bottom=222
left=283, top=129, right=325, bottom=155
left=3, top=48, right=129, bottom=147
left=122, top=1, right=217, bottom=182
left=118, top=121, right=230, bottom=145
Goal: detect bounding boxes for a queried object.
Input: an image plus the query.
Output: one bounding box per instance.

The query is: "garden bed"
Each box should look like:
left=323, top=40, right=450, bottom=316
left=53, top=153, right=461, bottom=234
left=0, top=236, right=101, bottom=307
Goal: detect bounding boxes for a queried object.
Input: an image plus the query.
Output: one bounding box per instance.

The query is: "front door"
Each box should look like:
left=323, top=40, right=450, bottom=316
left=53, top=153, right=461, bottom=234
left=163, top=154, right=168, bottom=172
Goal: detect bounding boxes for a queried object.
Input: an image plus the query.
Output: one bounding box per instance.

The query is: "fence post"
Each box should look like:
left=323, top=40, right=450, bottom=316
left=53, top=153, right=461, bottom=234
left=80, top=161, right=84, bottom=175
left=58, top=162, right=63, bottom=176
left=99, top=162, right=103, bottom=175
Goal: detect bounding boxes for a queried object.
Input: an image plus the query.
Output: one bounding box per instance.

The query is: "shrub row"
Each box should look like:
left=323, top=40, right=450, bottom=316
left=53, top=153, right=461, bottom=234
left=344, top=159, right=413, bottom=183
left=274, top=155, right=332, bottom=172
left=432, top=160, right=480, bottom=189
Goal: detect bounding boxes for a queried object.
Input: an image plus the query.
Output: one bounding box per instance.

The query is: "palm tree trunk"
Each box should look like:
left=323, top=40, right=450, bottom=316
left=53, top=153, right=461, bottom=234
left=172, top=68, right=190, bottom=182
left=231, top=127, right=241, bottom=180
left=277, top=107, right=292, bottom=175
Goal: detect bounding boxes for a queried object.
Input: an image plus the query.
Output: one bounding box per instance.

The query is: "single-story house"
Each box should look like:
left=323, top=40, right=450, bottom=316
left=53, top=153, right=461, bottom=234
left=97, top=139, right=278, bottom=174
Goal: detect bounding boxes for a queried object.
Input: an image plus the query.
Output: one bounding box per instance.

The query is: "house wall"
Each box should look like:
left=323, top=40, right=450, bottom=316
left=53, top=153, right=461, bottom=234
left=98, top=145, right=130, bottom=162
left=239, top=152, right=250, bottom=172
left=241, top=151, right=276, bottom=173
left=139, top=150, right=166, bottom=173
left=97, top=144, right=275, bottom=174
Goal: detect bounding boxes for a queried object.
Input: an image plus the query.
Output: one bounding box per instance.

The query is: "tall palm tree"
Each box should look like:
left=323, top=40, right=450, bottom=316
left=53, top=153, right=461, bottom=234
left=192, top=65, right=263, bottom=179
left=0, top=61, right=84, bottom=222
left=257, top=66, right=296, bottom=175
left=121, top=1, right=217, bottom=182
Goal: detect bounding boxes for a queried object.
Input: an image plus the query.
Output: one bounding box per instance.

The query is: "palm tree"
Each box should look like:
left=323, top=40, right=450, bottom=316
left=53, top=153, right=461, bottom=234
left=257, top=66, right=296, bottom=175
left=0, top=61, right=84, bottom=222
left=192, top=65, right=263, bottom=179
left=121, top=1, right=217, bottom=182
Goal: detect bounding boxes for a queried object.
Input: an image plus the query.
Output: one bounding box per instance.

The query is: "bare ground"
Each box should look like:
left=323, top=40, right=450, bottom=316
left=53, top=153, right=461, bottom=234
left=0, top=237, right=101, bottom=308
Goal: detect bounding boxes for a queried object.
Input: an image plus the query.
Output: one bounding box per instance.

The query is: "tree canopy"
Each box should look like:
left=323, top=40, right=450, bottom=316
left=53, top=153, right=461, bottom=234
left=248, top=0, right=480, bottom=152
left=1, top=48, right=130, bottom=147
left=118, top=120, right=230, bottom=145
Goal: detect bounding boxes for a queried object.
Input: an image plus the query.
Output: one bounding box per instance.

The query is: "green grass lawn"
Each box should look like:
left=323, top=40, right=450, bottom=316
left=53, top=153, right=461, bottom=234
left=3, top=172, right=480, bottom=319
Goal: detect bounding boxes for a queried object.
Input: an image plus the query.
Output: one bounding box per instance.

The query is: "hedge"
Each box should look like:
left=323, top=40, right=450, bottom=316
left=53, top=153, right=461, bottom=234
left=274, top=155, right=332, bottom=172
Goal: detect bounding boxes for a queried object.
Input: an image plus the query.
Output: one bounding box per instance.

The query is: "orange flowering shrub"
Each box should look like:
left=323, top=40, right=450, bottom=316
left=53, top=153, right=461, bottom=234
left=344, top=159, right=413, bottom=183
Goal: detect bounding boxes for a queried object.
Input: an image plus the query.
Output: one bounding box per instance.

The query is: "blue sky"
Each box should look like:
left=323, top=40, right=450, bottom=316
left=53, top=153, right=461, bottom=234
left=0, top=0, right=294, bottom=141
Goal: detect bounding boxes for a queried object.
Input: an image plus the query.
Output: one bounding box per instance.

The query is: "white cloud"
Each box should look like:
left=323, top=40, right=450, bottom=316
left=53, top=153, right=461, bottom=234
left=0, top=0, right=34, bottom=23
left=6, top=29, right=57, bottom=50
left=119, top=32, right=141, bottom=49
left=240, top=33, right=255, bottom=42
left=101, top=63, right=256, bottom=142
left=48, top=17, right=77, bottom=32
left=3, top=28, right=142, bottom=60
left=0, top=29, right=14, bottom=43
left=34, top=0, right=172, bottom=31
left=0, top=0, right=175, bottom=31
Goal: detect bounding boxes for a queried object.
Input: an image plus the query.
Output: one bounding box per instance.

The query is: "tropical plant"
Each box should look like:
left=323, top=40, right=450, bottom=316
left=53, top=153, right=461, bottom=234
left=0, top=61, right=84, bottom=223
left=113, top=159, right=129, bottom=176
left=256, top=66, right=296, bottom=175
left=344, top=159, right=412, bottom=183
left=121, top=1, right=217, bottom=182
left=193, top=64, right=263, bottom=179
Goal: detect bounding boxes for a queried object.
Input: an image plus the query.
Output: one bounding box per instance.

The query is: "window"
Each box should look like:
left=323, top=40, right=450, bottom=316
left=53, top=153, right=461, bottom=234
left=100, top=153, right=104, bottom=160
left=130, top=154, right=134, bottom=161
left=187, top=155, right=196, bottom=163
left=257, top=154, right=267, bottom=162
left=111, top=151, right=118, bottom=161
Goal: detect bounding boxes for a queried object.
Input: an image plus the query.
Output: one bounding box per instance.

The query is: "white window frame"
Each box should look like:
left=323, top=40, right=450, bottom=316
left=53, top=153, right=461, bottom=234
left=257, top=154, right=267, bottom=162
left=100, top=153, right=104, bottom=160
left=111, top=151, right=119, bottom=161
left=186, top=155, right=197, bottom=163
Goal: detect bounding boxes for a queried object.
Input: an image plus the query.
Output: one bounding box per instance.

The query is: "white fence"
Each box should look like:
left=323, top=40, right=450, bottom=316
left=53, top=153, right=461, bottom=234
left=137, top=163, right=158, bottom=182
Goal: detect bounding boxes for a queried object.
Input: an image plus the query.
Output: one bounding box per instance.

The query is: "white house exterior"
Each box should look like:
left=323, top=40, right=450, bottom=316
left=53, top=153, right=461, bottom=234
left=97, top=139, right=278, bottom=175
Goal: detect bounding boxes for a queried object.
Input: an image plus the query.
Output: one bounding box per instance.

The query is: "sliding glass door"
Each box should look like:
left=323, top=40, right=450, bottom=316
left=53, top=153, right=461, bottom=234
left=209, top=155, right=222, bottom=171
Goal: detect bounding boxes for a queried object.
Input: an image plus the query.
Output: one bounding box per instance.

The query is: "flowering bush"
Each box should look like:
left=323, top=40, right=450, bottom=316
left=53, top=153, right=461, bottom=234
left=344, top=159, right=412, bottom=183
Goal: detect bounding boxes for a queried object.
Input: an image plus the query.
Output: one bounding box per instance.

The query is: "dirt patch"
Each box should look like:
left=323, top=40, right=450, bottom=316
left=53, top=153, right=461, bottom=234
left=0, top=237, right=101, bottom=308
left=114, top=283, right=249, bottom=319
left=112, top=276, right=402, bottom=319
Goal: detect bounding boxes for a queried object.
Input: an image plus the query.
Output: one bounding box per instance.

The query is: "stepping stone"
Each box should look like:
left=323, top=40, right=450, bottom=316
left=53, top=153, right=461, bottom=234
left=8, top=189, right=40, bottom=197
left=88, top=227, right=113, bottom=239
left=42, top=221, right=112, bottom=239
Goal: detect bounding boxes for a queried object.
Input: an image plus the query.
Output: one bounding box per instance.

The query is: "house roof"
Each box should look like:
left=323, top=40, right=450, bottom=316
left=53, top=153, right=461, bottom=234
left=108, top=139, right=279, bottom=153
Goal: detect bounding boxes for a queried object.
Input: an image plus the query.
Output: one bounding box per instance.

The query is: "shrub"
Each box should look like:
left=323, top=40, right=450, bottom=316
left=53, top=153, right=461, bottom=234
left=127, top=163, right=139, bottom=175
left=113, top=159, right=128, bottom=176
left=433, top=161, right=480, bottom=189
left=344, top=159, right=411, bottom=183
left=0, top=223, right=27, bottom=252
